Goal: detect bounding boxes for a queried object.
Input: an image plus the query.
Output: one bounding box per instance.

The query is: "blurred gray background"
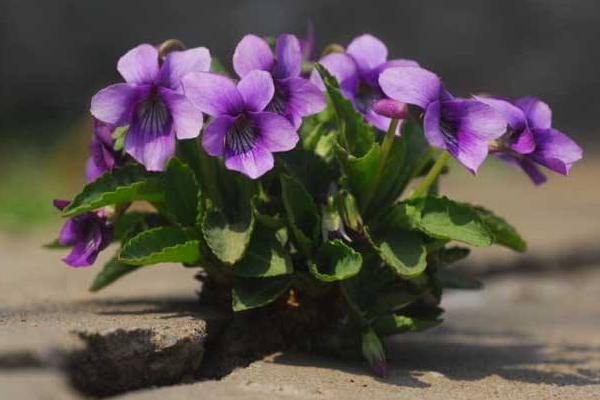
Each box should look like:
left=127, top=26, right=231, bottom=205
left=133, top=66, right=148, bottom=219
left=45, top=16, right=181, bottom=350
left=0, top=0, right=598, bottom=231
left=1, top=0, right=598, bottom=144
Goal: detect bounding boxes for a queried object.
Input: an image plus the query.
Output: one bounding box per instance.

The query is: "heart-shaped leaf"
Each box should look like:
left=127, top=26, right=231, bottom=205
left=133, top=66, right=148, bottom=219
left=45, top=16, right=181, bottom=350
left=63, top=165, right=164, bottom=217
left=119, top=226, right=201, bottom=266
left=233, top=223, right=293, bottom=278
left=165, top=157, right=199, bottom=226
left=473, top=205, right=527, bottom=252
left=280, top=174, right=319, bottom=255
left=412, top=196, right=493, bottom=247
left=202, top=205, right=255, bottom=265
left=232, top=276, right=292, bottom=312
left=369, top=228, right=427, bottom=278
left=89, top=257, right=140, bottom=292
left=310, top=240, right=362, bottom=282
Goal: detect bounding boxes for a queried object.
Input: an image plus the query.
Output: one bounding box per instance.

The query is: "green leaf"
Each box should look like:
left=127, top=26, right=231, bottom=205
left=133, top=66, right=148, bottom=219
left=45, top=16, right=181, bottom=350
left=393, top=121, right=431, bottom=192
left=119, top=226, right=201, bottom=266
left=113, top=212, right=149, bottom=242
left=232, top=276, right=292, bottom=312
left=202, top=205, right=255, bottom=264
left=373, top=315, right=441, bottom=337
left=413, top=196, right=493, bottom=247
left=435, top=267, right=482, bottom=290
left=370, top=137, right=407, bottom=208
left=89, top=258, right=140, bottom=292
left=165, top=158, right=199, bottom=226
left=280, top=174, right=320, bottom=255
left=474, top=206, right=527, bottom=252
left=381, top=201, right=421, bottom=230
left=278, top=149, right=336, bottom=199
left=370, top=228, right=427, bottom=278
left=315, top=64, right=375, bottom=157
left=337, top=190, right=363, bottom=231
left=336, top=143, right=381, bottom=210
left=63, top=165, right=163, bottom=217
left=233, top=223, right=293, bottom=278
left=309, top=240, right=362, bottom=282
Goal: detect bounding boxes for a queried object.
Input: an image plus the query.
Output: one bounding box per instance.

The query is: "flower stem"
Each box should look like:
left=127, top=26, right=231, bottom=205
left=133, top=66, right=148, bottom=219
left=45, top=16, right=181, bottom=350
left=361, top=119, right=399, bottom=213
left=409, top=147, right=436, bottom=180
left=410, top=151, right=451, bottom=199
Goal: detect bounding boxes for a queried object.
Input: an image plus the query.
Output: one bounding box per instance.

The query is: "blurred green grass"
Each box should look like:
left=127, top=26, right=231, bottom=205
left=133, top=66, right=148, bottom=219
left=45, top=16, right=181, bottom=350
left=0, top=118, right=92, bottom=233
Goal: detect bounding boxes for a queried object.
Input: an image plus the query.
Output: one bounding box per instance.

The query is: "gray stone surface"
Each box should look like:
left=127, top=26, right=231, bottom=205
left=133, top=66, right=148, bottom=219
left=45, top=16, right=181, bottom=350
left=0, top=237, right=216, bottom=396
left=117, top=268, right=600, bottom=400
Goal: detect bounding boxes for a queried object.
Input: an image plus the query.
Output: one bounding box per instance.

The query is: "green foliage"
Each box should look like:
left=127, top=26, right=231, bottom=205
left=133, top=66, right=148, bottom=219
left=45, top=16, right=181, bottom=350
left=370, top=228, right=427, bottom=278
left=335, top=143, right=381, bottom=210
left=62, top=165, right=164, bottom=217
left=164, top=158, right=200, bottom=226
left=280, top=174, right=320, bottom=255
left=405, top=196, right=494, bottom=247
left=119, top=226, right=201, bottom=266
left=315, top=64, right=375, bottom=157
left=233, top=223, right=293, bottom=278
left=473, top=205, right=527, bottom=252
left=232, top=276, right=292, bottom=312
left=202, top=205, right=255, bottom=265
left=51, top=50, right=537, bottom=377
left=89, top=258, right=140, bottom=292
left=373, top=315, right=442, bottom=337
left=310, top=240, right=362, bottom=282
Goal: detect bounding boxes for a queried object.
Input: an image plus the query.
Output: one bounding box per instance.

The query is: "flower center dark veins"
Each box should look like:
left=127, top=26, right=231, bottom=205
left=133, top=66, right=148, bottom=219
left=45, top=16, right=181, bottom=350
left=439, top=117, right=459, bottom=151
left=266, top=83, right=289, bottom=115
left=226, top=115, right=257, bottom=155
left=136, top=93, right=171, bottom=135
left=355, top=80, right=383, bottom=115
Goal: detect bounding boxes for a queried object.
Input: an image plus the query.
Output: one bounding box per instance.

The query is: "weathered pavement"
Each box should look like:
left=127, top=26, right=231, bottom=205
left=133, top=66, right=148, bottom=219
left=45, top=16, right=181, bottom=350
left=1, top=160, right=599, bottom=399
left=0, top=237, right=218, bottom=397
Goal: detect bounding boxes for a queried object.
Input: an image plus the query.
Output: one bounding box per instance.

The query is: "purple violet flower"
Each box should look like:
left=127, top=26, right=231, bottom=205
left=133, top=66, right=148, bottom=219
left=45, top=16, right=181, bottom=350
left=53, top=200, right=112, bottom=267
left=183, top=70, right=299, bottom=179
left=85, top=119, right=124, bottom=182
left=90, top=44, right=209, bottom=171
left=476, top=96, right=583, bottom=184
left=311, top=34, right=419, bottom=132
left=379, top=66, right=507, bottom=172
left=232, top=34, right=326, bottom=128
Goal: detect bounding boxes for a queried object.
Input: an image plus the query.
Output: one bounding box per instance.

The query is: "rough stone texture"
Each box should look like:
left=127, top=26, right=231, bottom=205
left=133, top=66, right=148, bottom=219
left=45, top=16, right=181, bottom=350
left=0, top=238, right=217, bottom=396
left=117, top=268, right=600, bottom=400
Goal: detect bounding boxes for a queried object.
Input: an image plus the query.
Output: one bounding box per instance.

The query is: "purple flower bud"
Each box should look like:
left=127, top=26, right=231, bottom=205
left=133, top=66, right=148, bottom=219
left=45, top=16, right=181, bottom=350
left=90, top=43, right=211, bottom=171
left=311, top=34, right=418, bottom=132
left=361, top=328, right=387, bottom=378
left=183, top=71, right=299, bottom=179
left=85, top=119, right=124, bottom=182
left=53, top=200, right=112, bottom=267
left=232, top=34, right=326, bottom=129
left=373, top=99, right=409, bottom=120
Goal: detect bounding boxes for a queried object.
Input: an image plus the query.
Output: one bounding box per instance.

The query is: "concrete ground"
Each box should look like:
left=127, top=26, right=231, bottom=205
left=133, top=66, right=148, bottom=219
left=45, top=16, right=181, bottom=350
left=0, top=159, right=599, bottom=399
